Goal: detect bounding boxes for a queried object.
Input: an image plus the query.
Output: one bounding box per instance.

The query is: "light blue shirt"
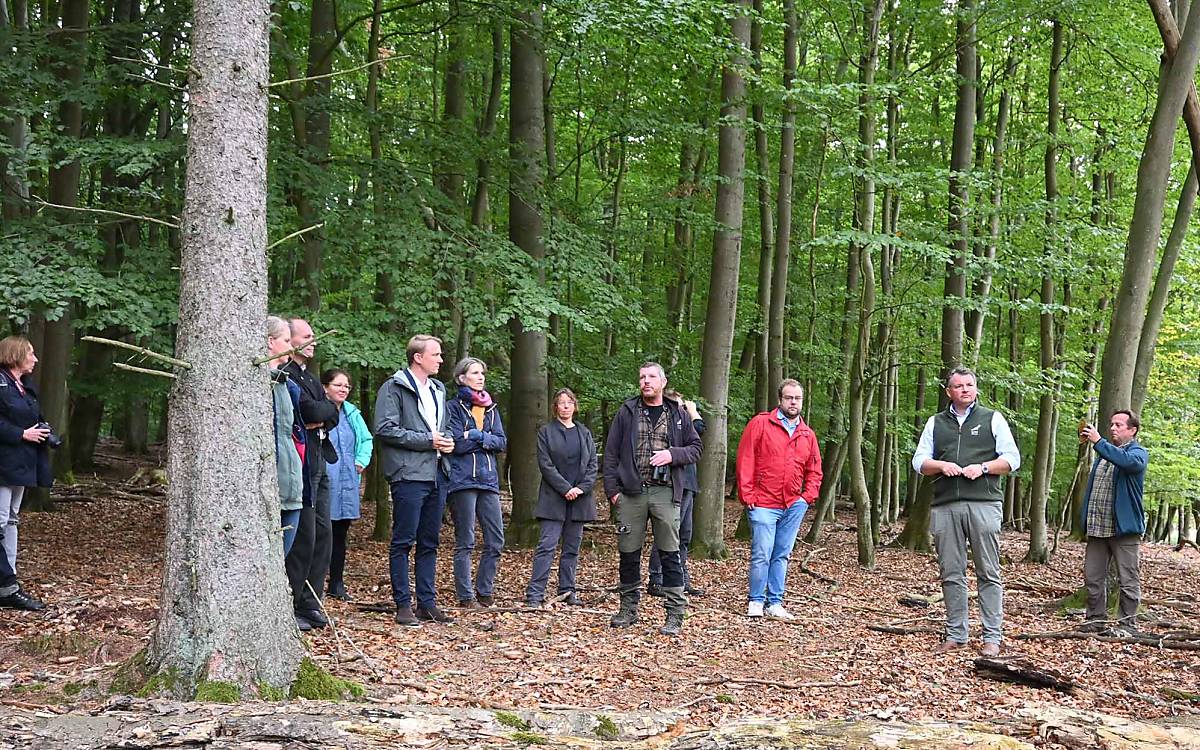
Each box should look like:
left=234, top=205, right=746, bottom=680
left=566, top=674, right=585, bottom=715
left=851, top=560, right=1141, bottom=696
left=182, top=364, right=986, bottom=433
left=777, top=409, right=800, bottom=437
left=911, top=401, right=1021, bottom=473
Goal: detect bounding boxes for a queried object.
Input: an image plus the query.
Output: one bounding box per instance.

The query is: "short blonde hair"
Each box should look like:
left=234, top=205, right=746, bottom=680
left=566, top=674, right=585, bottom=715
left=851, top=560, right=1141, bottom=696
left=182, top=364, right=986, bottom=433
left=406, top=334, right=442, bottom=364
left=0, top=336, right=33, bottom=370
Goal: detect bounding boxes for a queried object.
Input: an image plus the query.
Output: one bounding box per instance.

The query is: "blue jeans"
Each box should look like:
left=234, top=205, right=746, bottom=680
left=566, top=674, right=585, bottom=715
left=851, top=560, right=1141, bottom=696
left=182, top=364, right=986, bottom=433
left=281, top=509, right=302, bottom=555
left=449, top=489, right=505, bottom=602
left=389, top=480, right=445, bottom=608
left=748, top=501, right=809, bottom=605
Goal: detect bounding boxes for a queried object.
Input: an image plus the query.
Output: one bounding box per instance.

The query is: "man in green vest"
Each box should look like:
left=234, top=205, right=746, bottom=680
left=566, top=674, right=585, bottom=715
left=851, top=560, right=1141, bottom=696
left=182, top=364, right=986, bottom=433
left=912, top=366, right=1020, bottom=657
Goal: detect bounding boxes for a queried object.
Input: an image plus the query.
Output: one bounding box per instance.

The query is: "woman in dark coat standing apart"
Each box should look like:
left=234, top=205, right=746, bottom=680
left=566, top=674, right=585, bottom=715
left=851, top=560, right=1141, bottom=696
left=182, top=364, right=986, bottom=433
left=525, top=388, right=598, bottom=606
left=0, top=336, right=50, bottom=610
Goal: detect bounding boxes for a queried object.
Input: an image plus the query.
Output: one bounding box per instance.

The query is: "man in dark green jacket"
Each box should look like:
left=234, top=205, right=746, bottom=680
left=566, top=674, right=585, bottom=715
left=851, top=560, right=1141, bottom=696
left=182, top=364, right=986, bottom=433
left=1079, top=410, right=1148, bottom=633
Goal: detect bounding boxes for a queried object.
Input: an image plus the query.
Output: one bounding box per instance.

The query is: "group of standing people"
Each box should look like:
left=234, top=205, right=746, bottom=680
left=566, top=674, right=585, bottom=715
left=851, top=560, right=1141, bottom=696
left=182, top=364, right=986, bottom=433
left=0, top=325, right=1152, bottom=651
left=266, top=317, right=374, bottom=631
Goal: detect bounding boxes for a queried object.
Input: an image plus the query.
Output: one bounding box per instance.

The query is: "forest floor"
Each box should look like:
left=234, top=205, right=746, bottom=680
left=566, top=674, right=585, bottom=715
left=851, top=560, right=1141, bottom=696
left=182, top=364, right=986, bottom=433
left=1, top=442, right=1199, bottom=748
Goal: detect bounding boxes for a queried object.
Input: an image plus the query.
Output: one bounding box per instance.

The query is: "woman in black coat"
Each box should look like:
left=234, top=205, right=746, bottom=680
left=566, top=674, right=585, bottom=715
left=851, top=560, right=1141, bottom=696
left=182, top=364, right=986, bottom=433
left=0, top=336, right=50, bottom=611
left=525, top=388, right=598, bottom=606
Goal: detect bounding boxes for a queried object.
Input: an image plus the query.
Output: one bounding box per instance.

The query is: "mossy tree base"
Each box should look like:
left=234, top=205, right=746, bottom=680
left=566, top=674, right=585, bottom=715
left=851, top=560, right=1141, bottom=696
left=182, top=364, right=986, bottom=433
left=689, top=539, right=730, bottom=561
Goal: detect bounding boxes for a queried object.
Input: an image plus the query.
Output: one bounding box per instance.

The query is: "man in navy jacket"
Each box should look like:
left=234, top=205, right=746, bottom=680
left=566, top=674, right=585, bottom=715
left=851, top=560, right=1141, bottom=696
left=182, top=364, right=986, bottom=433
left=1080, top=410, right=1148, bottom=633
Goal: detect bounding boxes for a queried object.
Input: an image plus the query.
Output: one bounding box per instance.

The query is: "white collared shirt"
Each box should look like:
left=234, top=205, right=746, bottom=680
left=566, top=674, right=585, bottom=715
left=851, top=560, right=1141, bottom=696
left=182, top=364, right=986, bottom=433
left=911, top=401, right=1021, bottom=473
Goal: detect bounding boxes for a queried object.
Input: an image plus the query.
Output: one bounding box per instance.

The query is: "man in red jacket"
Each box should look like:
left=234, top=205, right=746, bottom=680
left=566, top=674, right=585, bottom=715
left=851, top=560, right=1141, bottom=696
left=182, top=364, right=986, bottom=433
left=735, top=379, right=823, bottom=620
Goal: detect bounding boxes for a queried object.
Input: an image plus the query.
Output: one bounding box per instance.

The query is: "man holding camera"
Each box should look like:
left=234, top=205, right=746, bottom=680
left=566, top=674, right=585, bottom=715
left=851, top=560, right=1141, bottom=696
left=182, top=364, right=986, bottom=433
left=603, top=362, right=702, bottom=636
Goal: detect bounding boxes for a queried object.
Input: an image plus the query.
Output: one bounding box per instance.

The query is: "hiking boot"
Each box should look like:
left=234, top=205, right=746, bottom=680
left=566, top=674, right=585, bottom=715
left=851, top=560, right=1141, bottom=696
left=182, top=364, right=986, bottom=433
left=978, top=642, right=1001, bottom=657
left=394, top=605, right=420, bottom=627
left=0, top=589, right=44, bottom=611
left=561, top=592, right=582, bottom=606
left=747, top=601, right=764, bottom=618
left=933, top=640, right=965, bottom=654
left=646, top=581, right=665, bottom=597
left=458, top=599, right=482, bottom=610
left=416, top=603, right=456, bottom=624
left=610, top=607, right=639, bottom=627
left=1079, top=619, right=1107, bottom=633
left=477, top=594, right=494, bottom=606
left=684, top=585, right=706, bottom=597
left=659, top=613, right=684, bottom=636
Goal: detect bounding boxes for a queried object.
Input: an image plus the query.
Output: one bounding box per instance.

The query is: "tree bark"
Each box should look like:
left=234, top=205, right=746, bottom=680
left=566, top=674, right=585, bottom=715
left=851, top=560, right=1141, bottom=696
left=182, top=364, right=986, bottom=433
left=693, top=0, right=752, bottom=561
left=149, top=0, right=301, bottom=697
left=506, top=1, right=549, bottom=547
left=1026, top=18, right=1063, bottom=565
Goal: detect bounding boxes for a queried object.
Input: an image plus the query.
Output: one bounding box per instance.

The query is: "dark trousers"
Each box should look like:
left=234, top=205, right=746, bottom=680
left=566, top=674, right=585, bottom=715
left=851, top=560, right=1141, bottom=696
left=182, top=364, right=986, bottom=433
left=1085, top=534, right=1141, bottom=626
left=649, top=489, right=694, bottom=587
left=389, top=480, right=444, bottom=608
left=285, top=462, right=331, bottom=612
left=526, top=519, right=585, bottom=602
left=329, top=518, right=353, bottom=589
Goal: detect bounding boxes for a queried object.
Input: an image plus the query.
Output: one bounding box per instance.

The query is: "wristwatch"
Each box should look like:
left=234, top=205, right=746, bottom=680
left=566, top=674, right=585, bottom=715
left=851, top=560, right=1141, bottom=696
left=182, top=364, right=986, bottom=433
left=981, top=463, right=990, bottom=475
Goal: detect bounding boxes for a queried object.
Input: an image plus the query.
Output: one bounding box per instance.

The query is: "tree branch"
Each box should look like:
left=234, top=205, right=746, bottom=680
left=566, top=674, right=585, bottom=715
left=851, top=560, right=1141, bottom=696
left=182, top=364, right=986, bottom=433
left=81, top=336, right=192, bottom=370
left=266, top=57, right=397, bottom=89
left=267, top=222, right=324, bottom=251
left=29, top=196, right=180, bottom=228
left=252, top=329, right=339, bottom=366
left=113, top=363, right=177, bottom=380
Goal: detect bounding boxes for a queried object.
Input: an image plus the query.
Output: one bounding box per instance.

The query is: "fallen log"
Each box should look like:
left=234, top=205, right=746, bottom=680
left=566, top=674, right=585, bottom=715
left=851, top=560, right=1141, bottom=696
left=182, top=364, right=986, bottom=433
left=973, top=657, right=1075, bottom=693
left=1015, top=630, right=1200, bottom=650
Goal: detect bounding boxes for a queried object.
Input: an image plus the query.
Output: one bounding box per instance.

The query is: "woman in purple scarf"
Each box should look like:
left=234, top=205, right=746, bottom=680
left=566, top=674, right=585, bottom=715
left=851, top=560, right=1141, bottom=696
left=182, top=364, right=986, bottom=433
left=445, top=357, right=508, bottom=607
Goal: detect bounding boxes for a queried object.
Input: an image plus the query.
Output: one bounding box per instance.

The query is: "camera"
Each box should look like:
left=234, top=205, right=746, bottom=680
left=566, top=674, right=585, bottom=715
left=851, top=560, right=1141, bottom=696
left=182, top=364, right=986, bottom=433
left=35, top=422, right=63, bottom=449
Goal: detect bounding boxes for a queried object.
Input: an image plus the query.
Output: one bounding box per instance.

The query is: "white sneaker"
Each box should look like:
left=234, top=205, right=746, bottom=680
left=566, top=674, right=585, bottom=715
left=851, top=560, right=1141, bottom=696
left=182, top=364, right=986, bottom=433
left=747, top=601, right=764, bottom=618
left=765, top=604, right=795, bottom=621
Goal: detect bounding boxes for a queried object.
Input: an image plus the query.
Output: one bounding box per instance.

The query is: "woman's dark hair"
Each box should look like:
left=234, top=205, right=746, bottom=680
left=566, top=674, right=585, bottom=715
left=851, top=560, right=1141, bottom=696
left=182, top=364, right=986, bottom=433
left=320, top=368, right=351, bottom=387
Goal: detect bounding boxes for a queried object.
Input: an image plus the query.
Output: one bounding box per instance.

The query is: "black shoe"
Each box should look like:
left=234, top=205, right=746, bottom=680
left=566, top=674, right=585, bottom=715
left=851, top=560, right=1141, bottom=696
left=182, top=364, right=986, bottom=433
left=684, top=585, right=706, bottom=597
left=610, top=608, right=638, bottom=628
left=297, top=608, right=328, bottom=628
left=394, top=605, right=420, bottom=627
left=416, top=604, right=456, bottom=624
left=1079, top=620, right=1107, bottom=633
left=327, top=582, right=351, bottom=601
left=0, top=589, right=44, bottom=611
left=477, top=594, right=494, bottom=606
left=659, top=613, right=684, bottom=636
left=525, top=598, right=544, bottom=608
left=561, top=592, right=582, bottom=606
left=646, top=582, right=665, bottom=597
left=295, top=614, right=314, bottom=632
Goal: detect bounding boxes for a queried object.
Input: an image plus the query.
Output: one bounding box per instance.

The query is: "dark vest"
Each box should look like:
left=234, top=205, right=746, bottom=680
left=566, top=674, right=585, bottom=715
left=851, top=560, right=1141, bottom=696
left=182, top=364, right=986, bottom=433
left=931, top=404, right=1003, bottom=505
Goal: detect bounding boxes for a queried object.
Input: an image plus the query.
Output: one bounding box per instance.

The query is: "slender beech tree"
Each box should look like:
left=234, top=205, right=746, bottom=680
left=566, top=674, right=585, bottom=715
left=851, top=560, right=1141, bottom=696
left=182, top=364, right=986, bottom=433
left=506, top=3, right=549, bottom=546
left=768, top=0, right=800, bottom=403
left=693, top=0, right=752, bottom=561
left=847, top=0, right=886, bottom=569
left=1098, top=0, right=1200, bottom=419
left=898, top=0, right=975, bottom=551
left=1026, top=17, right=1063, bottom=564
left=750, top=0, right=773, bottom=413
left=148, top=0, right=301, bottom=696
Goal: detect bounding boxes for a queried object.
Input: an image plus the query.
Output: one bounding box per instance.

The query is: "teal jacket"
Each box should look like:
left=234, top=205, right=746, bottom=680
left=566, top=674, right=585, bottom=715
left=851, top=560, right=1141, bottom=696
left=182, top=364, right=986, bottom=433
left=329, top=401, right=374, bottom=521
left=1081, top=438, right=1148, bottom=537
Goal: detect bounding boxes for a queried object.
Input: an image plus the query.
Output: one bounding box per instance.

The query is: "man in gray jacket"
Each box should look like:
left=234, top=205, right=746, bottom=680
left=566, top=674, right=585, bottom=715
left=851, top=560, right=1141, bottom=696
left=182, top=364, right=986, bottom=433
left=374, top=334, right=455, bottom=626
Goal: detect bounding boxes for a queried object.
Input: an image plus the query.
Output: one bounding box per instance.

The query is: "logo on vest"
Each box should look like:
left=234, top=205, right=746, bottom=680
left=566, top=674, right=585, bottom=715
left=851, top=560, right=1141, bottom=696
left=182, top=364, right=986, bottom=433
left=970, top=424, right=981, bottom=436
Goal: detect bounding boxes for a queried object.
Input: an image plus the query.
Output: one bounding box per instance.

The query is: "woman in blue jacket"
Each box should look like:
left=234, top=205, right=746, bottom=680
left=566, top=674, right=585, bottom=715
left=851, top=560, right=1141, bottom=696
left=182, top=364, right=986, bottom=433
left=0, top=336, right=50, bottom=610
left=322, top=368, right=374, bottom=601
left=446, top=357, right=507, bottom=607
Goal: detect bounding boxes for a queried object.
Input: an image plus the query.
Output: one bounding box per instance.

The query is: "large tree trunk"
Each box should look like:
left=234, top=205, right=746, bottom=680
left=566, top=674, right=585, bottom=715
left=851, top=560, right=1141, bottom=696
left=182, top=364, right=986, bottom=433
left=0, top=0, right=30, bottom=221
left=692, top=0, right=752, bottom=561
left=148, top=0, right=301, bottom=697
left=505, top=1, right=549, bottom=548
left=1026, top=18, right=1063, bottom=565
left=1099, top=0, right=1200, bottom=419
